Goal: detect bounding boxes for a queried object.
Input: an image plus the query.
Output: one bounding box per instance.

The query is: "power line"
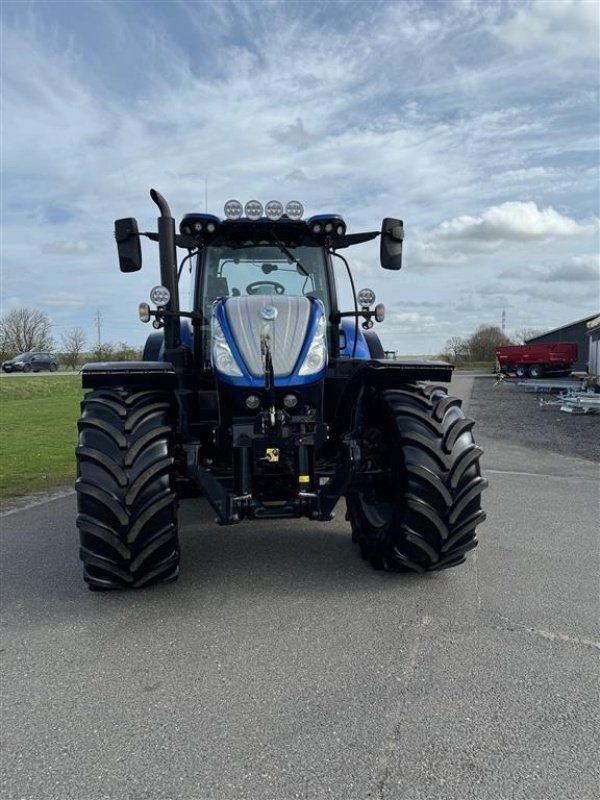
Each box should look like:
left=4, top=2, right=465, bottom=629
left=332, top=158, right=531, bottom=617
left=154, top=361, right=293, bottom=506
left=94, top=309, right=103, bottom=347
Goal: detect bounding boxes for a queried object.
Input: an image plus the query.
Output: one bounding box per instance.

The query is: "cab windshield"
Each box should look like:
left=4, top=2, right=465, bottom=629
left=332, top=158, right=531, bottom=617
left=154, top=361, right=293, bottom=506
left=201, top=244, right=330, bottom=317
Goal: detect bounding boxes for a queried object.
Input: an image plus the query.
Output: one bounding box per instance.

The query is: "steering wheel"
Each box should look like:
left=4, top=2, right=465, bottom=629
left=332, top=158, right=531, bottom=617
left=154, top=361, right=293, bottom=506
left=246, top=281, right=285, bottom=295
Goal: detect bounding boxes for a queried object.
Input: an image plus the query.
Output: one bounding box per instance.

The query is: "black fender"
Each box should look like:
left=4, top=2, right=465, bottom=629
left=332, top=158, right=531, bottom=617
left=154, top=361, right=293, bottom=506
left=329, top=360, right=453, bottom=440
left=143, top=331, right=165, bottom=361
left=81, top=361, right=177, bottom=390
left=362, top=330, right=385, bottom=359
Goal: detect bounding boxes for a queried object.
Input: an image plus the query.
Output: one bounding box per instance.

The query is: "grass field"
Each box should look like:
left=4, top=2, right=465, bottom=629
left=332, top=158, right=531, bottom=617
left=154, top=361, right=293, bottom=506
left=0, top=376, right=84, bottom=498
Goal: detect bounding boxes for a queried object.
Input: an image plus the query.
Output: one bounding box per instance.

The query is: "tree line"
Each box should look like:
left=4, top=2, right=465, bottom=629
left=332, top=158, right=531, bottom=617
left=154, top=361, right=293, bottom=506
left=0, top=307, right=142, bottom=368
left=2, top=306, right=538, bottom=369
left=441, top=325, right=540, bottom=364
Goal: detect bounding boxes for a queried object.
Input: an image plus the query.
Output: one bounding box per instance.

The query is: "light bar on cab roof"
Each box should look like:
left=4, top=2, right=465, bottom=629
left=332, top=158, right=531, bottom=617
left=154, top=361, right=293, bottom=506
left=222, top=199, right=305, bottom=221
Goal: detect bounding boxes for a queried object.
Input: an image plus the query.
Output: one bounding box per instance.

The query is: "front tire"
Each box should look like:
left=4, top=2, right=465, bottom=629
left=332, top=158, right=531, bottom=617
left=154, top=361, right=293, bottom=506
left=346, top=384, right=487, bottom=573
left=75, top=387, right=179, bottom=590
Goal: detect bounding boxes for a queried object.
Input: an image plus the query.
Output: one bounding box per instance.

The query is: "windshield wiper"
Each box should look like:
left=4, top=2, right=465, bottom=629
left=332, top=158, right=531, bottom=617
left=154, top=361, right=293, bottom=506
left=271, top=236, right=309, bottom=277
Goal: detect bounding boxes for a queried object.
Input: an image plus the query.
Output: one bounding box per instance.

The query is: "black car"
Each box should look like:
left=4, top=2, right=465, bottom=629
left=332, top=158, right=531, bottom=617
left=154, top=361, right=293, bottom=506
left=2, top=352, right=59, bottom=373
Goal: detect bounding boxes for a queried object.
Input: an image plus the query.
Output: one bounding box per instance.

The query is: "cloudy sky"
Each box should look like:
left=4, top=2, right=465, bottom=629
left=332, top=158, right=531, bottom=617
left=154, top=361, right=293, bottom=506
left=2, top=0, right=599, bottom=355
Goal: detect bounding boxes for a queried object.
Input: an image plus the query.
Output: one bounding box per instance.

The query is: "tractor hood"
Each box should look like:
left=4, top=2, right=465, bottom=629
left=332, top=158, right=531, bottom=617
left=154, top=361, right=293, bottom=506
left=211, top=295, right=327, bottom=387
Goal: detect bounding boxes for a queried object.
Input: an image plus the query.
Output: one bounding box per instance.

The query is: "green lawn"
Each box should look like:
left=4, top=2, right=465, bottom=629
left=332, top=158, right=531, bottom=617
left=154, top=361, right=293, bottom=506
left=0, top=375, right=84, bottom=497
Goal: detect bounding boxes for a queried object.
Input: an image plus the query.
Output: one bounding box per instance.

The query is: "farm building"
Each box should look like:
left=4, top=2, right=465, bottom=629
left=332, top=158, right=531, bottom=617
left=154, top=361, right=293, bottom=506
left=525, top=314, right=599, bottom=371
left=587, top=316, right=600, bottom=381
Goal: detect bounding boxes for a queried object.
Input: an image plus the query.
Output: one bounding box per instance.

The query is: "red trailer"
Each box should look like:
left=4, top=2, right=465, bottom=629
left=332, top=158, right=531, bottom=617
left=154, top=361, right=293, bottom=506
left=495, top=342, right=578, bottom=379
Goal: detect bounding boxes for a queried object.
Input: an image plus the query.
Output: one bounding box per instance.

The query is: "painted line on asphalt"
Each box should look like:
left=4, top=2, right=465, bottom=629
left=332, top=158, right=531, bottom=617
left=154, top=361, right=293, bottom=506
left=487, top=468, right=598, bottom=482
left=495, top=613, right=600, bottom=651
left=0, top=489, right=76, bottom=518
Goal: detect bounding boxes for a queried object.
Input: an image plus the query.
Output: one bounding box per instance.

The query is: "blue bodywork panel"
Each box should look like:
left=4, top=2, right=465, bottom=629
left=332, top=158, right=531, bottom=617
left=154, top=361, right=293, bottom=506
left=212, top=297, right=327, bottom=387
left=146, top=310, right=373, bottom=374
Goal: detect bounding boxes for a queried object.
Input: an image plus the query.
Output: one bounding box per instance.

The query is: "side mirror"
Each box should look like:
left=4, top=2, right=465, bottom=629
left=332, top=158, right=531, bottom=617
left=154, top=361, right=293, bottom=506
left=114, top=218, right=142, bottom=272
left=380, top=217, right=403, bottom=270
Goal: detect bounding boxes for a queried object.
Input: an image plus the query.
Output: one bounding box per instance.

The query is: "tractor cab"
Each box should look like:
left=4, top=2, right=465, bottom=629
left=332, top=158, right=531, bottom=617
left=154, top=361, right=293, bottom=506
left=197, top=240, right=333, bottom=377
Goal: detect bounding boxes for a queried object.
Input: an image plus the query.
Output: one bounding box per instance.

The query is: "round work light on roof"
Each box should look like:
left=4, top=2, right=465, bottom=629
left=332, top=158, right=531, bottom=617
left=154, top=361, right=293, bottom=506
left=265, top=200, right=284, bottom=221
left=245, top=200, right=263, bottom=221
left=285, top=200, right=304, bottom=221
left=193, top=221, right=203, bottom=233
left=150, top=285, right=171, bottom=306
left=206, top=221, right=217, bottom=233
left=224, top=199, right=243, bottom=220
left=311, top=222, right=322, bottom=234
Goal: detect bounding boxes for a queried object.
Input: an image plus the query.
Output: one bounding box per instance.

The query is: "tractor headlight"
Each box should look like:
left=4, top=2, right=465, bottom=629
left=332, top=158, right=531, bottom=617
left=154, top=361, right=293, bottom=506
left=298, top=314, right=327, bottom=376
left=211, top=315, right=243, bottom=377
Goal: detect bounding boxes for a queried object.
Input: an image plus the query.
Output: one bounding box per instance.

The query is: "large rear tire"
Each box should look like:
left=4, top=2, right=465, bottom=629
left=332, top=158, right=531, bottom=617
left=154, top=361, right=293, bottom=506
left=75, top=387, right=179, bottom=590
left=346, top=384, right=487, bottom=572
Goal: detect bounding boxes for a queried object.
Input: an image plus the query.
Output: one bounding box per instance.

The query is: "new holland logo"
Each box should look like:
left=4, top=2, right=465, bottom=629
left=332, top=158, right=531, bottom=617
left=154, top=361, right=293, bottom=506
left=261, top=305, right=278, bottom=320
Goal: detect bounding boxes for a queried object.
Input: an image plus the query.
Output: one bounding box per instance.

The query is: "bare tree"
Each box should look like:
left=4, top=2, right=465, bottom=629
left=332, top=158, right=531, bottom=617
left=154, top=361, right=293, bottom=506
left=87, top=341, right=142, bottom=362
left=114, top=341, right=143, bottom=361
left=513, top=327, right=542, bottom=344
left=61, top=327, right=87, bottom=370
left=0, top=307, right=54, bottom=357
left=443, top=336, right=469, bottom=362
left=467, top=325, right=513, bottom=362
left=90, top=342, right=116, bottom=362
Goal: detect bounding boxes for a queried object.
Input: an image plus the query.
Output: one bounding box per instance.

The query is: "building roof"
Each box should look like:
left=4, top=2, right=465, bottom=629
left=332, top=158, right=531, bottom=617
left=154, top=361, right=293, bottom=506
left=526, top=313, right=600, bottom=341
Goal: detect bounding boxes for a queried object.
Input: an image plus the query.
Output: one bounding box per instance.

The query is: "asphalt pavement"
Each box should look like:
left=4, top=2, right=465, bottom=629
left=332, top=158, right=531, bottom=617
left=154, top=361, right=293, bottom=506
left=1, top=375, right=598, bottom=800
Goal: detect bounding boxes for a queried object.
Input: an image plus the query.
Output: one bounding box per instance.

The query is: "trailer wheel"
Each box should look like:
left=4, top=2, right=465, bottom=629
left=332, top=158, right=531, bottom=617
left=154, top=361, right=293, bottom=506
left=75, top=387, right=179, bottom=590
left=515, top=365, right=528, bottom=378
left=528, top=364, right=544, bottom=379
left=346, top=384, right=487, bottom=573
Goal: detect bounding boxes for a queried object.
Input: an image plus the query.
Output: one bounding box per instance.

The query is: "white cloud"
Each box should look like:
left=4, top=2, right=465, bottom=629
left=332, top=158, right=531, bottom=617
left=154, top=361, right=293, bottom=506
left=43, top=240, right=91, bottom=255
left=412, top=202, right=595, bottom=265
left=387, top=311, right=437, bottom=329
left=440, top=202, right=587, bottom=241
left=478, top=281, right=591, bottom=305
left=499, top=254, right=600, bottom=284
left=44, top=292, right=87, bottom=308
left=496, top=0, right=599, bottom=60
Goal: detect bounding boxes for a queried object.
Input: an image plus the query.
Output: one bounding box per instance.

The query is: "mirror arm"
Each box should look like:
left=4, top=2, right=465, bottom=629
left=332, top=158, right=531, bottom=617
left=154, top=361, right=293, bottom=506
left=141, top=231, right=198, bottom=249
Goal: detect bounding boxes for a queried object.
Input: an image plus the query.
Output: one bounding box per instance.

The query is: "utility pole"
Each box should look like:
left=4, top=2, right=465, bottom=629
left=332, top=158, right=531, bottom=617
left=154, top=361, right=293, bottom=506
left=94, top=309, right=103, bottom=347
left=501, top=307, right=506, bottom=335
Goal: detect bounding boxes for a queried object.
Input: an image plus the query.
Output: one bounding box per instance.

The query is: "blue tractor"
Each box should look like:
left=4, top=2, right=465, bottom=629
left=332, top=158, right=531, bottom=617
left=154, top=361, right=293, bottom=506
left=75, top=191, right=487, bottom=589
